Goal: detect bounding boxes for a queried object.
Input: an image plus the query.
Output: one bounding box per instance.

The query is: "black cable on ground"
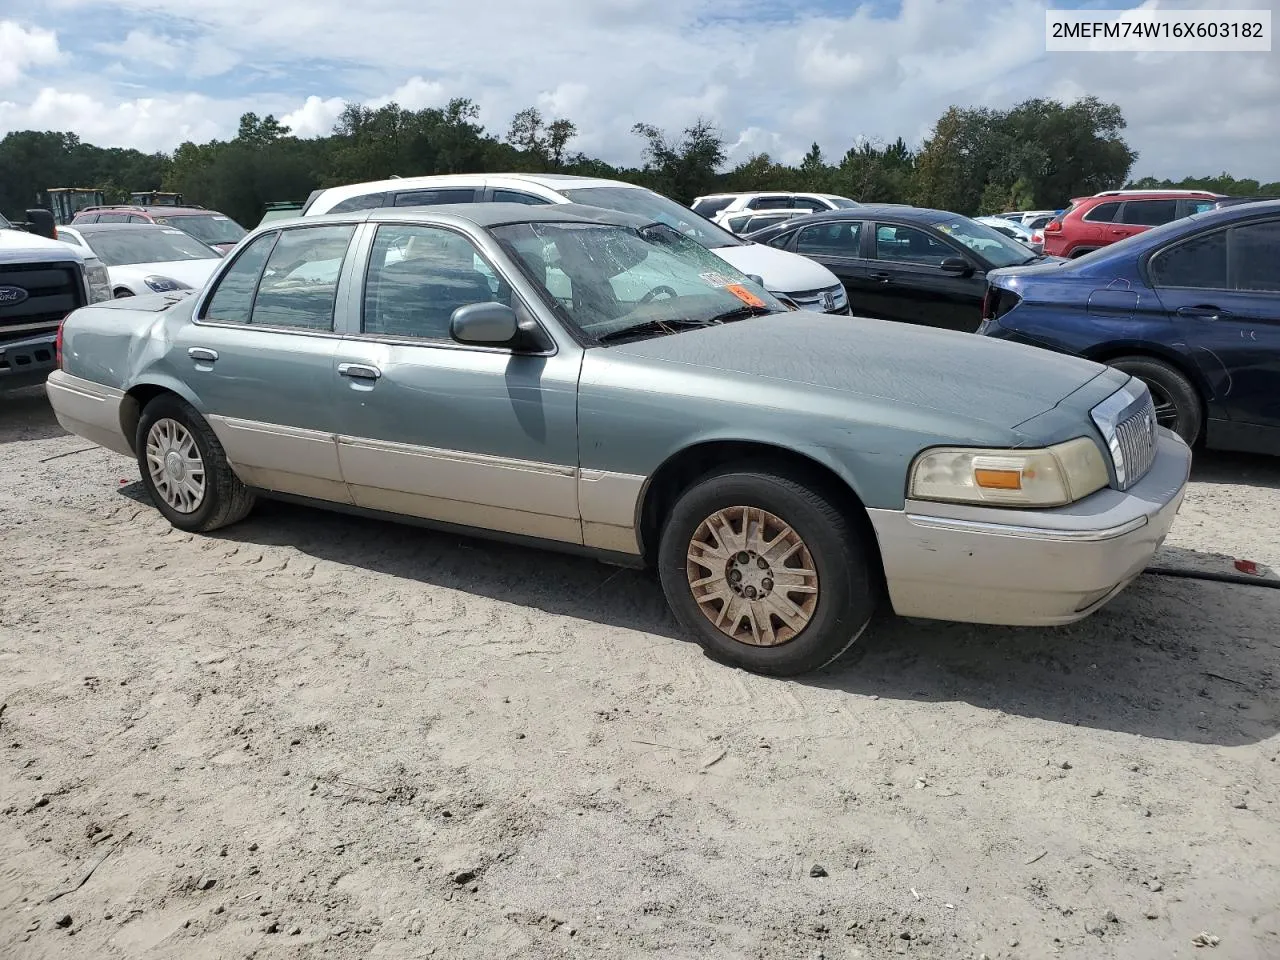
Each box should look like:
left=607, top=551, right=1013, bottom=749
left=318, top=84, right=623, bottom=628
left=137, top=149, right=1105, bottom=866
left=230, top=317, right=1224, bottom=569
left=1143, top=566, right=1280, bottom=589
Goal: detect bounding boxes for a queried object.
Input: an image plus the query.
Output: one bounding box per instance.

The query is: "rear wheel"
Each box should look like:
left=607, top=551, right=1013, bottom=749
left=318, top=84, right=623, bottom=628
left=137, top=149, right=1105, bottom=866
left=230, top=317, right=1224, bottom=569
left=135, top=394, right=255, bottom=532
left=657, top=466, right=877, bottom=676
left=1108, top=355, right=1202, bottom=445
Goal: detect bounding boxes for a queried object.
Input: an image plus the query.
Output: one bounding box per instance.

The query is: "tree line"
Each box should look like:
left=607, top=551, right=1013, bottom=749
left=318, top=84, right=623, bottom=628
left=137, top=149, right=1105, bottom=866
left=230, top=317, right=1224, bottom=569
left=1, top=95, right=1275, bottom=228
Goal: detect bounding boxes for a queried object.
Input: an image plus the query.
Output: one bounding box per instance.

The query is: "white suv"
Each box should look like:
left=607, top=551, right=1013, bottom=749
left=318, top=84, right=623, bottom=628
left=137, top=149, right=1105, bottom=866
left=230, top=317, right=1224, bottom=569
left=299, top=174, right=849, bottom=314
left=691, top=192, right=861, bottom=220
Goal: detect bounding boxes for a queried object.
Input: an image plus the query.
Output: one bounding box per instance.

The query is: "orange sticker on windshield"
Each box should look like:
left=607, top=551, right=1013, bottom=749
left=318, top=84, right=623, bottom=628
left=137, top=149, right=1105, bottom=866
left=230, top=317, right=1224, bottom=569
left=724, top=284, right=767, bottom=308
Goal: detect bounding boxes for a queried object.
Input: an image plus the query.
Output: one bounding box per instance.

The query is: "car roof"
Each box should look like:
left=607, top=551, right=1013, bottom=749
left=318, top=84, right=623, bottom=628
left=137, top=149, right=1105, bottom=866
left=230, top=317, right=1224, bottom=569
left=309, top=172, right=638, bottom=203
left=68, top=222, right=188, bottom=233
left=766, top=205, right=954, bottom=223
left=289, top=201, right=659, bottom=232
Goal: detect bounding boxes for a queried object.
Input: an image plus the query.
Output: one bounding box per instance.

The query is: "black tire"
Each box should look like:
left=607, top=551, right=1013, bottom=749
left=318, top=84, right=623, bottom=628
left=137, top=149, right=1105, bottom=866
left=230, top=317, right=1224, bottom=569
left=135, top=394, right=255, bottom=532
left=1108, top=355, right=1202, bottom=446
left=657, top=466, right=877, bottom=677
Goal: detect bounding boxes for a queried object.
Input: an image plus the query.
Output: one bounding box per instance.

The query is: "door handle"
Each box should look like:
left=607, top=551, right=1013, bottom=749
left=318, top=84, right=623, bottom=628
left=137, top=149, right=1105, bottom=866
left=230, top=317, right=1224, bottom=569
left=869, top=271, right=893, bottom=283
left=1176, top=305, right=1229, bottom=321
left=188, top=347, right=218, bottom=363
left=338, top=362, right=382, bottom=380
left=1108, top=229, right=1127, bottom=235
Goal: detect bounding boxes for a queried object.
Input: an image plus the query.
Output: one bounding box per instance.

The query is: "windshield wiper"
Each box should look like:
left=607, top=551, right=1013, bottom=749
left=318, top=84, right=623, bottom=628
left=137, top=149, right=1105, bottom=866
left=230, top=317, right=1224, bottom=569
left=704, top=304, right=776, bottom=324
left=594, top=317, right=716, bottom=344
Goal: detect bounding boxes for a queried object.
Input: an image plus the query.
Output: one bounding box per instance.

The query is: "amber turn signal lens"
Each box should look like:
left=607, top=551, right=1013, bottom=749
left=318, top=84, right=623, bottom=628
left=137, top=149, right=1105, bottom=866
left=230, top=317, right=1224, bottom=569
left=974, top=468, right=1022, bottom=490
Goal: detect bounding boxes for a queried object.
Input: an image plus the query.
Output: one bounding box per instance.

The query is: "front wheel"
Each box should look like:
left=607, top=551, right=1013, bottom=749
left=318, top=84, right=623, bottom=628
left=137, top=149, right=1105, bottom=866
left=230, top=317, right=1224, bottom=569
left=657, top=467, right=877, bottom=676
left=135, top=394, right=256, bottom=532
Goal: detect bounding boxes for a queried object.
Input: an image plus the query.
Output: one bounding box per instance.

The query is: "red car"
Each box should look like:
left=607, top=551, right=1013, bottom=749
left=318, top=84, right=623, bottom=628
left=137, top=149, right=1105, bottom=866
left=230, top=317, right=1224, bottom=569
left=1042, top=189, right=1223, bottom=259
left=71, top=205, right=247, bottom=254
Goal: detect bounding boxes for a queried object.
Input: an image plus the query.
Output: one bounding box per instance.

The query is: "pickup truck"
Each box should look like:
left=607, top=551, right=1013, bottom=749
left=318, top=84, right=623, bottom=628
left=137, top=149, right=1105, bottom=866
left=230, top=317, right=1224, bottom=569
left=1, top=212, right=111, bottom=392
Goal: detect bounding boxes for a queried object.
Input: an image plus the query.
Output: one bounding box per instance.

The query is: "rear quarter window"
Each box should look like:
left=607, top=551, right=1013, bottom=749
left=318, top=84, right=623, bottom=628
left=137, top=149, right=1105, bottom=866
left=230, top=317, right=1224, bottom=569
left=1082, top=201, right=1121, bottom=223
left=328, top=192, right=388, bottom=214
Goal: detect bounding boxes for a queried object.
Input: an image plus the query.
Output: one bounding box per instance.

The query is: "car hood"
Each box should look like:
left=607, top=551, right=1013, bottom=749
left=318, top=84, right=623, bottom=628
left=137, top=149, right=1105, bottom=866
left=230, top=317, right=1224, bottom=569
left=709, top=242, right=839, bottom=295
left=0, top=228, right=87, bottom=262
left=605, top=312, right=1111, bottom=432
left=107, top=258, right=221, bottom=290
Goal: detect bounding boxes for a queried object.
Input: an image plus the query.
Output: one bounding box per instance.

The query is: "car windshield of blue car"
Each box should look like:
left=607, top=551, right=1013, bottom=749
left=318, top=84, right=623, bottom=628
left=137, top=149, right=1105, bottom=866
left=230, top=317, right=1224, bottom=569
left=559, top=186, right=746, bottom=249
left=935, top=217, right=1039, bottom=267
left=83, top=228, right=221, bottom=266
left=492, top=221, right=786, bottom=344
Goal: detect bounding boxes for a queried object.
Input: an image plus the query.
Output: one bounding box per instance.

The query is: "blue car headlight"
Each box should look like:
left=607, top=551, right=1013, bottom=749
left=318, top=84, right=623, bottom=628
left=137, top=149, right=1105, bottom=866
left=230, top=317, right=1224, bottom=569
left=144, top=275, right=191, bottom=293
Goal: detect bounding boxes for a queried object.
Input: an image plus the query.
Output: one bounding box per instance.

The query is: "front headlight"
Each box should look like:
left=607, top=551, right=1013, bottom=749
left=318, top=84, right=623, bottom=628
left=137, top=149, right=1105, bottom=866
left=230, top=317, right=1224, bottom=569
left=908, top=436, right=1110, bottom=507
left=144, top=275, right=191, bottom=293
left=84, top=259, right=111, bottom=303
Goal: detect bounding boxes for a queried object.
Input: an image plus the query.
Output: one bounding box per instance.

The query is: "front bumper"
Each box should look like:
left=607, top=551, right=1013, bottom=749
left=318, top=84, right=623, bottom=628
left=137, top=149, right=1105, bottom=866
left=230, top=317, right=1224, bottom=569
left=0, top=333, right=58, bottom=392
left=867, top=429, right=1191, bottom=626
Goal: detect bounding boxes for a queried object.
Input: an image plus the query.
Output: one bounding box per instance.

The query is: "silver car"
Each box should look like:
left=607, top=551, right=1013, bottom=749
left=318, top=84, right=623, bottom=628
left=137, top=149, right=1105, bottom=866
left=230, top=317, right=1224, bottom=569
left=46, top=203, right=1191, bottom=676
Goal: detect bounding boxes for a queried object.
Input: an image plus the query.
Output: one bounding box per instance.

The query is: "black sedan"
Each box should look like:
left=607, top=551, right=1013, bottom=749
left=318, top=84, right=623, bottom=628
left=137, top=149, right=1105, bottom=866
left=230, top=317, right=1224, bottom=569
left=746, top=206, right=1055, bottom=332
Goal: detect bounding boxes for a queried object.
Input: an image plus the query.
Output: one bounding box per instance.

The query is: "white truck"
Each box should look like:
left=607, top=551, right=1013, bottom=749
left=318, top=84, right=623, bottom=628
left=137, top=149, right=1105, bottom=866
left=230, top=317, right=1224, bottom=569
left=1, top=211, right=111, bottom=393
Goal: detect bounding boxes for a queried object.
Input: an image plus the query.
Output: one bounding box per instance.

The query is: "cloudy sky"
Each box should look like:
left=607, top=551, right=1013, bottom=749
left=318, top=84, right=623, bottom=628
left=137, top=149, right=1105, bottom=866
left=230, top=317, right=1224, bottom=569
left=1, top=0, right=1276, bottom=179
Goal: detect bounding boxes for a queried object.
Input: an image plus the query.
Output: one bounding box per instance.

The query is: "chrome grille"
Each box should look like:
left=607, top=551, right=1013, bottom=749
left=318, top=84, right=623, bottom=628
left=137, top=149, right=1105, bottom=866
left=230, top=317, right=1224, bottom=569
left=1114, top=391, right=1158, bottom=488
left=785, top=284, right=848, bottom=314
left=1090, top=379, right=1158, bottom=491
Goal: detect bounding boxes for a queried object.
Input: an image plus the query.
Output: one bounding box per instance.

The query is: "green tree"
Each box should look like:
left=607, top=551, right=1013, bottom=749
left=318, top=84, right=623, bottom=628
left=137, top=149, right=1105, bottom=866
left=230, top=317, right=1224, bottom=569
left=631, top=118, right=725, bottom=203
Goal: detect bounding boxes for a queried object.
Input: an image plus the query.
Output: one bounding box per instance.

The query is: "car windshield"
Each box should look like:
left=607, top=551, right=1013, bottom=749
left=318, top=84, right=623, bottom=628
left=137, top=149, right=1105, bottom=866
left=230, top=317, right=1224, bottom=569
left=82, top=228, right=220, bottom=266
left=934, top=217, right=1039, bottom=267
left=491, top=220, right=786, bottom=344
left=159, top=214, right=247, bottom=246
left=559, top=186, right=746, bottom=249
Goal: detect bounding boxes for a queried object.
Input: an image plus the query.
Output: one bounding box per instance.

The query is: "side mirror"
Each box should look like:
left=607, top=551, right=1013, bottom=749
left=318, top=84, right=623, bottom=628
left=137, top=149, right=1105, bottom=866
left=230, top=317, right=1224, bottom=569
left=939, top=256, right=974, bottom=276
left=745, top=274, right=765, bottom=287
left=24, top=208, right=57, bottom=240
left=451, top=302, right=519, bottom=346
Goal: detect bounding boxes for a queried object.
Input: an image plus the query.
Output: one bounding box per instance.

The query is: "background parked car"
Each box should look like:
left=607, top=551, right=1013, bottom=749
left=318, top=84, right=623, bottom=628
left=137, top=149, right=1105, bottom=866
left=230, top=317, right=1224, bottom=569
left=58, top=223, right=224, bottom=297
left=1042, top=189, right=1222, bottom=259
left=981, top=199, right=1280, bottom=454
left=72, top=205, right=247, bottom=254
left=717, top=209, right=810, bottom=236
left=747, top=206, right=1056, bottom=332
left=975, top=215, right=1042, bottom=253
left=690, top=192, right=861, bottom=219
left=257, top=201, right=305, bottom=226
left=298, top=174, right=850, bottom=314
left=998, top=209, right=1059, bottom=228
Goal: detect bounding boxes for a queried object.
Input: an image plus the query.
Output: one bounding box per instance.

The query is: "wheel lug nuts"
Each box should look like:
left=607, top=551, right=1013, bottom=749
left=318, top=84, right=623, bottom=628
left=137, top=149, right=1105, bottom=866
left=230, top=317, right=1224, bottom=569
left=756, top=557, right=768, bottom=570
left=737, top=552, right=750, bottom=564
left=762, top=578, right=773, bottom=592
left=744, top=586, right=757, bottom=600
left=728, top=569, right=742, bottom=583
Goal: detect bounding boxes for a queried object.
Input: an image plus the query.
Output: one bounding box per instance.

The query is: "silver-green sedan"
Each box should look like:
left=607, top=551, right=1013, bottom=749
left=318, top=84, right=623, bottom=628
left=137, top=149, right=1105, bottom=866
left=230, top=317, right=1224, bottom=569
left=46, top=203, right=1191, bottom=676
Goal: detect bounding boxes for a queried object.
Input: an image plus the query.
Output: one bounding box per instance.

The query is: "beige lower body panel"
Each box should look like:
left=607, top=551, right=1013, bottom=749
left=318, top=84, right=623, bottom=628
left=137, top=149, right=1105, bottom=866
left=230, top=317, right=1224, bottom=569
left=207, top=415, right=353, bottom=504
left=44, top=370, right=133, bottom=458
left=578, top=469, right=645, bottom=554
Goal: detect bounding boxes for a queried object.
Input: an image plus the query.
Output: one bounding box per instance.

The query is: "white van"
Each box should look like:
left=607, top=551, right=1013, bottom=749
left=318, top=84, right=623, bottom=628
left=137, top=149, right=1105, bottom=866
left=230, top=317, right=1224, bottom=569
left=299, top=174, right=850, bottom=314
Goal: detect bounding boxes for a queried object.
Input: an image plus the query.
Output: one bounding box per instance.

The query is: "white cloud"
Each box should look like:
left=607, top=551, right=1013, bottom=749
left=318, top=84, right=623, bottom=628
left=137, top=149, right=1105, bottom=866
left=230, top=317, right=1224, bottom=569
left=0, top=22, right=60, bottom=88
left=4, top=0, right=1278, bottom=179
left=280, top=95, right=345, bottom=137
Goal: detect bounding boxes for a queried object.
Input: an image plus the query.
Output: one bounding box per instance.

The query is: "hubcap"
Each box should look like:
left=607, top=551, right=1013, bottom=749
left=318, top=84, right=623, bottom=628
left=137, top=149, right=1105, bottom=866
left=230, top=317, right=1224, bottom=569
left=686, top=506, right=819, bottom=647
left=145, top=418, right=206, bottom=513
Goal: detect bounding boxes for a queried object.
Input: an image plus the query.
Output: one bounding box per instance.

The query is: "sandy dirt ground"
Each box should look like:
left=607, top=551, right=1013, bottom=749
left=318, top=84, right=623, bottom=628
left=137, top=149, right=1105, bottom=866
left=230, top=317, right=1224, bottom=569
left=2, top=384, right=1278, bottom=960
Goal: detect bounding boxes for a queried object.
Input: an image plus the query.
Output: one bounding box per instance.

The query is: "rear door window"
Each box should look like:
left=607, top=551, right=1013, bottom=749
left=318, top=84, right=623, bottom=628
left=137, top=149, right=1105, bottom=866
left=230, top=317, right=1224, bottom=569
left=1149, top=230, right=1228, bottom=289
left=328, top=192, right=387, bottom=214
left=1120, top=200, right=1179, bottom=226
left=692, top=197, right=732, bottom=218
left=393, top=188, right=477, bottom=206
left=251, top=225, right=357, bottom=330
left=1082, top=201, right=1121, bottom=223
left=749, top=195, right=792, bottom=211
left=795, top=221, right=862, bottom=257
left=492, top=189, right=551, bottom=205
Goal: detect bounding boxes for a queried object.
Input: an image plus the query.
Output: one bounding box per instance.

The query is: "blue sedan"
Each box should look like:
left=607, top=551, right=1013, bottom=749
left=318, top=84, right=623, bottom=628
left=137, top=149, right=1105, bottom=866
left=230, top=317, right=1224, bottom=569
left=979, top=200, right=1280, bottom=455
